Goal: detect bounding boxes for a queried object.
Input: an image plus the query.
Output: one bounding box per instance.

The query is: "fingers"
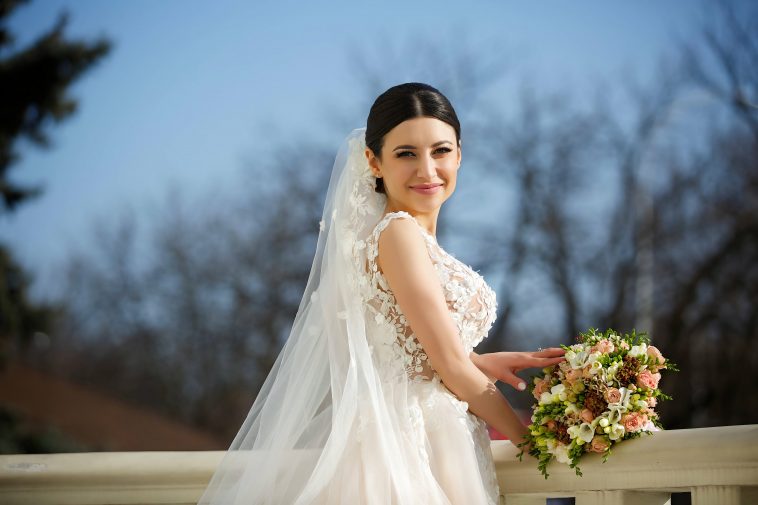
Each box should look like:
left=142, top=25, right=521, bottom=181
left=502, top=371, right=528, bottom=391
left=529, top=348, right=567, bottom=369
left=534, top=347, right=566, bottom=357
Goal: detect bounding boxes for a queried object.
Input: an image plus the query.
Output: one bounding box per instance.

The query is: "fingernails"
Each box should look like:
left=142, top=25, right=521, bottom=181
left=518, top=382, right=526, bottom=391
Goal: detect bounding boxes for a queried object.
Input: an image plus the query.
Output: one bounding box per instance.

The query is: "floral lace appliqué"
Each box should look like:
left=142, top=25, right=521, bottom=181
left=363, top=211, right=498, bottom=384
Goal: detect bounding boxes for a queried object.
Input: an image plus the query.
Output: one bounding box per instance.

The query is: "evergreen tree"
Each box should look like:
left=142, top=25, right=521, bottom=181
left=0, top=0, right=111, bottom=212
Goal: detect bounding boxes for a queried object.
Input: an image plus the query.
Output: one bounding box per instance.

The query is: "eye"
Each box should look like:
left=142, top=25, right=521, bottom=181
left=395, top=147, right=452, bottom=158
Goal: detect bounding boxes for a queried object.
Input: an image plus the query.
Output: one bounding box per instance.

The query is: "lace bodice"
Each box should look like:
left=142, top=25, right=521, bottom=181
left=363, top=211, right=498, bottom=384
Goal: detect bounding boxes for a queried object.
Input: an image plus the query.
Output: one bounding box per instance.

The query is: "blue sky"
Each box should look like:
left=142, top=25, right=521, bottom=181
left=2, top=0, right=713, bottom=300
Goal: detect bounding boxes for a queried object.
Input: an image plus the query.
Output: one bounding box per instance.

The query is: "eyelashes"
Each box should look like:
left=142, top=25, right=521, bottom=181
left=396, top=147, right=452, bottom=158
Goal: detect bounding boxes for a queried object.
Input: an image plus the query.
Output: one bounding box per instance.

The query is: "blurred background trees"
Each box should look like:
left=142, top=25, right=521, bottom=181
left=2, top=0, right=755, bottom=448
left=0, top=0, right=111, bottom=451
left=1, top=0, right=110, bottom=358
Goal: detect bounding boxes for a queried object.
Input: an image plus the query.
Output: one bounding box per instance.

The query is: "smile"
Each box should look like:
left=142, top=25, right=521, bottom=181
left=410, top=184, right=443, bottom=195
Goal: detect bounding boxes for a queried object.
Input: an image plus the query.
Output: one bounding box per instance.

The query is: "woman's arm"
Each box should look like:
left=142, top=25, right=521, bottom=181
left=377, top=218, right=529, bottom=446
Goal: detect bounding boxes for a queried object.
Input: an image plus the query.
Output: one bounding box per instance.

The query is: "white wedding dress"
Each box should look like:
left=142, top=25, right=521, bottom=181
left=197, top=131, right=503, bottom=505
left=351, top=210, right=502, bottom=505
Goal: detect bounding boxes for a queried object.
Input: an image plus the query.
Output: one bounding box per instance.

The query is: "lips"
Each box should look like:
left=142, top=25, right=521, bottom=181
left=410, top=183, right=443, bottom=195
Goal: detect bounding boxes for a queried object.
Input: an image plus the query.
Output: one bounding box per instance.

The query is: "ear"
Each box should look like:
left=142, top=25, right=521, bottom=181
left=457, top=141, right=462, bottom=166
left=365, top=147, right=382, bottom=177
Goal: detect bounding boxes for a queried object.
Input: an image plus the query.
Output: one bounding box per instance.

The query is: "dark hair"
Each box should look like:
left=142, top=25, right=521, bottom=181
left=365, top=82, right=461, bottom=194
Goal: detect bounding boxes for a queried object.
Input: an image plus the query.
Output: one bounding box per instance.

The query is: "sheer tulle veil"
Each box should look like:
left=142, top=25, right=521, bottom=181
left=197, top=127, right=449, bottom=504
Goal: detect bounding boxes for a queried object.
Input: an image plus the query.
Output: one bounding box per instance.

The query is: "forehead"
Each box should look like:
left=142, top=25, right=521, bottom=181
left=384, top=117, right=456, bottom=144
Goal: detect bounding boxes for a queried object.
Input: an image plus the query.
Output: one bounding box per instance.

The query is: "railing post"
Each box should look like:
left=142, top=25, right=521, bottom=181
left=575, top=491, right=671, bottom=505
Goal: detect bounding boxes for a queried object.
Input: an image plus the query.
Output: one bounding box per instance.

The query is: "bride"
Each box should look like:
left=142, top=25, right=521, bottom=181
left=197, top=82, right=565, bottom=504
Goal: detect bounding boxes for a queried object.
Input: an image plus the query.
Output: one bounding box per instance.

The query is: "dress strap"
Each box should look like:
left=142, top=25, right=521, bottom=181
left=371, top=211, right=437, bottom=245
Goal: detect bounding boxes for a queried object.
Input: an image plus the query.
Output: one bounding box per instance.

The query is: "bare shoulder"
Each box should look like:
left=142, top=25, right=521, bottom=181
left=375, top=214, right=430, bottom=275
left=376, top=214, right=442, bottom=313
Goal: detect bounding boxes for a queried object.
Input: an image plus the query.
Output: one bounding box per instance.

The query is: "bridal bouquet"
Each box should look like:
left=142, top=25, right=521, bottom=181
left=516, top=328, right=678, bottom=478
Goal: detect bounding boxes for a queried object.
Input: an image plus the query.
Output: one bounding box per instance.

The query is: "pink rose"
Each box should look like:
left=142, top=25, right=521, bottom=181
left=637, top=370, right=661, bottom=390
left=582, top=366, right=594, bottom=379
left=533, top=378, right=550, bottom=400
left=580, top=409, right=595, bottom=423
left=565, top=368, right=582, bottom=384
left=647, top=396, right=658, bottom=408
left=619, top=341, right=630, bottom=350
left=647, top=345, right=665, bottom=371
left=647, top=345, right=665, bottom=363
left=590, top=435, right=610, bottom=453
left=621, top=412, right=645, bottom=432
left=604, top=387, right=622, bottom=403
left=592, top=339, right=615, bottom=354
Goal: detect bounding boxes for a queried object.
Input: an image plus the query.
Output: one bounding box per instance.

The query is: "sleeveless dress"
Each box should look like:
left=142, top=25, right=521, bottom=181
left=361, top=210, right=501, bottom=505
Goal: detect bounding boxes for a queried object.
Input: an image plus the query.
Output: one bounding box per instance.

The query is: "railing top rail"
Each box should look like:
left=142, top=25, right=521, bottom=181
left=0, top=425, right=756, bottom=504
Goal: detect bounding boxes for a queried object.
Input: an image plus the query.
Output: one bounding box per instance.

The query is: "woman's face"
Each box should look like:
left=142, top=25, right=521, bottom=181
left=365, top=116, right=461, bottom=215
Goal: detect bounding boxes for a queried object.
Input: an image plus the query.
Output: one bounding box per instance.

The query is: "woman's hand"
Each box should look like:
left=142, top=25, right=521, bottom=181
left=474, top=348, right=566, bottom=391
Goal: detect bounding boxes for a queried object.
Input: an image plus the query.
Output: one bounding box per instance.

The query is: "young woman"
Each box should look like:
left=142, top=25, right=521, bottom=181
left=198, top=82, right=565, bottom=505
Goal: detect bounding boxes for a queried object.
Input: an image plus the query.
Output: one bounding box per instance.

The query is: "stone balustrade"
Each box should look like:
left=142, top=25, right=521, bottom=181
left=0, top=424, right=756, bottom=505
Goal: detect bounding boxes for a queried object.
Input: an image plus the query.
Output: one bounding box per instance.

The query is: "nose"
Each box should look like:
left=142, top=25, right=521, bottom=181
left=417, top=152, right=437, bottom=179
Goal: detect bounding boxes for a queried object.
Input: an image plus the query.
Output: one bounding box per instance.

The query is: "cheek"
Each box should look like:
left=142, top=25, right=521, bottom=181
left=444, top=165, right=459, bottom=183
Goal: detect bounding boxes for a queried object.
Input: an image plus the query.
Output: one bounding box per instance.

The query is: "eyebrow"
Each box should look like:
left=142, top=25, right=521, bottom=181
left=392, top=140, right=453, bottom=151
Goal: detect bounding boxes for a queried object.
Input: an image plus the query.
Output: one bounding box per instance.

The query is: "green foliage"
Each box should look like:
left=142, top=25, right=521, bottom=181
left=0, top=243, right=59, bottom=362
left=0, top=0, right=112, bottom=212
left=0, top=405, right=88, bottom=454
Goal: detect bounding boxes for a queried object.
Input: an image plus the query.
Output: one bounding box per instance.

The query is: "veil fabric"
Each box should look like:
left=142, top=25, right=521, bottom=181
left=197, top=127, right=453, bottom=504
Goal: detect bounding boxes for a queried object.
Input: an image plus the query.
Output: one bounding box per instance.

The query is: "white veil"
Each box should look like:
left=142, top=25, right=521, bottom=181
left=197, top=127, right=447, bottom=504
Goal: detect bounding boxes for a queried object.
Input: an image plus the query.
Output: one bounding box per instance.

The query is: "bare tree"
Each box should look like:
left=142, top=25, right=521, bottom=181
left=51, top=142, right=334, bottom=439
left=39, top=1, right=758, bottom=440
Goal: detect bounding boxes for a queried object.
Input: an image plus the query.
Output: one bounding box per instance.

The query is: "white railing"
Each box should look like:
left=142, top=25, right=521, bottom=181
left=0, top=425, right=756, bottom=505
left=494, top=424, right=758, bottom=505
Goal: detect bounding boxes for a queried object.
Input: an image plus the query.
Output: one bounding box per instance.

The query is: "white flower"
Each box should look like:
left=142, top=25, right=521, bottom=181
left=579, top=422, right=596, bottom=443
left=564, top=403, right=580, bottom=416
left=566, top=349, right=589, bottom=369
left=585, top=359, right=603, bottom=376
left=608, top=386, right=632, bottom=411
left=550, top=383, right=568, bottom=402
left=607, top=405, right=623, bottom=424
left=644, top=420, right=660, bottom=432
left=539, top=391, right=553, bottom=405
left=608, top=423, right=625, bottom=441
left=605, top=361, right=621, bottom=381
left=318, top=219, right=325, bottom=232
left=553, top=443, right=571, bottom=464
left=629, top=343, right=648, bottom=358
